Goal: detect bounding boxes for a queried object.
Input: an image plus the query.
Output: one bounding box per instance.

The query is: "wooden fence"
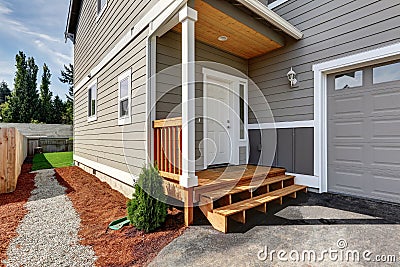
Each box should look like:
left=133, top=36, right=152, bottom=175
left=0, top=128, right=28, bottom=194
left=39, top=138, right=73, bottom=153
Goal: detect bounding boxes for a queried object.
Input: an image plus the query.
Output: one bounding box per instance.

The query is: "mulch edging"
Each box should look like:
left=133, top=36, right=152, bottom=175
left=0, top=163, right=36, bottom=267
left=55, top=166, right=186, bottom=267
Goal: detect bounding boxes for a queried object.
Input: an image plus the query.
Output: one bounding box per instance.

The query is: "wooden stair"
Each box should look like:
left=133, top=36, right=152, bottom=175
left=198, top=174, right=307, bottom=233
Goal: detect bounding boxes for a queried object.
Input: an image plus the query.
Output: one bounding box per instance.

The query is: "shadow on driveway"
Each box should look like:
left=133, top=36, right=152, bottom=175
left=150, top=193, right=400, bottom=267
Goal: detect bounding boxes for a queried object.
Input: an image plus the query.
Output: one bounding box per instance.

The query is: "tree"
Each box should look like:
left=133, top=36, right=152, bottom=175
left=3, top=51, right=39, bottom=123
left=0, top=81, right=11, bottom=104
left=38, top=64, right=53, bottom=123
left=26, top=56, right=40, bottom=120
left=59, top=64, right=74, bottom=102
left=127, top=165, right=168, bottom=233
left=51, top=95, right=65, bottom=124
left=59, top=64, right=74, bottom=124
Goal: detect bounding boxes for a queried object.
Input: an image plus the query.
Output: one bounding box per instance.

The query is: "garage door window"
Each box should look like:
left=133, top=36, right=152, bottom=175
left=373, top=62, right=400, bottom=84
left=335, top=71, right=363, bottom=90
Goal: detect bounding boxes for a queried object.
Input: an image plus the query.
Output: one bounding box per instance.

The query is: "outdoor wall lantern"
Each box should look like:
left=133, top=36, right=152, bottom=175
left=287, top=67, right=298, bottom=88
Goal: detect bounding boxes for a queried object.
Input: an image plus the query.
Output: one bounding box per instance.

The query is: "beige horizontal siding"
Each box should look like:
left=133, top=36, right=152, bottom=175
left=74, top=28, right=149, bottom=176
left=74, top=0, right=156, bottom=83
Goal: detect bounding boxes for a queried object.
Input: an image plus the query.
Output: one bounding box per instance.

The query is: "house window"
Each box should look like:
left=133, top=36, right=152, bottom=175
left=88, top=82, right=97, bottom=122
left=118, top=69, right=131, bottom=125
left=373, top=61, right=400, bottom=84
left=97, top=0, right=107, bottom=17
left=335, top=71, right=363, bottom=90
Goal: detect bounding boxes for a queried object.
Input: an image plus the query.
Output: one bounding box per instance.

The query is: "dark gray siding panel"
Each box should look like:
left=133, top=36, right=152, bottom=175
left=249, top=127, right=314, bottom=175
left=248, top=129, right=261, bottom=165
left=276, top=128, right=294, bottom=172
left=294, top=127, right=314, bottom=175
left=249, top=0, right=400, bottom=123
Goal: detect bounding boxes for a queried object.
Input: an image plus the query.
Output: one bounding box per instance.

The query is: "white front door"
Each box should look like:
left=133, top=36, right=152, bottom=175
left=203, top=69, right=249, bottom=168
left=205, top=79, right=232, bottom=166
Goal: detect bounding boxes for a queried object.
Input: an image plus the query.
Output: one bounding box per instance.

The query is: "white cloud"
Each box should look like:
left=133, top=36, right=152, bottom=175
left=0, top=2, right=61, bottom=43
left=0, top=0, right=73, bottom=99
left=0, top=4, right=11, bottom=15
left=34, top=39, right=72, bottom=66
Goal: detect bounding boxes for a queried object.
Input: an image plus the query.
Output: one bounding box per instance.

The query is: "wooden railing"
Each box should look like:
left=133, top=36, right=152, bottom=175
left=153, top=117, right=182, bottom=182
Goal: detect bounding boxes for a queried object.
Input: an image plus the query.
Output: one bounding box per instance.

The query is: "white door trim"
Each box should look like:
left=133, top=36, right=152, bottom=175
left=202, top=68, right=248, bottom=169
left=313, top=42, right=400, bottom=193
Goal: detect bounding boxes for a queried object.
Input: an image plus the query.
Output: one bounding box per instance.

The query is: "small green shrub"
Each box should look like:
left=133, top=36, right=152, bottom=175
left=127, top=165, right=168, bottom=233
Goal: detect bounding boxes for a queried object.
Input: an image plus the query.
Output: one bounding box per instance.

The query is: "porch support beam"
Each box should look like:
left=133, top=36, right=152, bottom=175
left=179, top=5, right=198, bottom=189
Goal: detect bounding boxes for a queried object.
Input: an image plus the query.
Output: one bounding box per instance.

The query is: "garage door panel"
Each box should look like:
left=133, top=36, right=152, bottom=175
left=328, top=95, right=366, bottom=120
left=371, top=88, right=400, bottom=117
left=371, top=145, right=400, bottom=169
left=329, top=119, right=366, bottom=143
left=328, top=62, right=400, bottom=204
left=371, top=172, right=400, bottom=203
left=328, top=166, right=367, bottom=194
left=329, top=144, right=365, bottom=166
left=372, top=118, right=400, bottom=142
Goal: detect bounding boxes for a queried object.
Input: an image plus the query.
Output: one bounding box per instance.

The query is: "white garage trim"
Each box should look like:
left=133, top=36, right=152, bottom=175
left=313, top=42, right=400, bottom=193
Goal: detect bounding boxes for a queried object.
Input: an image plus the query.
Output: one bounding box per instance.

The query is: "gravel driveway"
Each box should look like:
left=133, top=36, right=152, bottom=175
left=150, top=192, right=400, bottom=267
left=2, top=169, right=96, bottom=267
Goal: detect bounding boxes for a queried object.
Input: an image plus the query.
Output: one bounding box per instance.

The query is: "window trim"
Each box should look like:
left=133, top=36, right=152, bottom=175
left=96, top=0, right=107, bottom=22
left=268, top=0, right=290, bottom=9
left=118, top=69, right=132, bottom=126
left=87, top=80, right=98, bottom=122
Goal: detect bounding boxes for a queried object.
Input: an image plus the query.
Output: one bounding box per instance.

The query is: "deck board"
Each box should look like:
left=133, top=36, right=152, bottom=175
left=196, top=165, right=285, bottom=187
left=214, top=184, right=307, bottom=217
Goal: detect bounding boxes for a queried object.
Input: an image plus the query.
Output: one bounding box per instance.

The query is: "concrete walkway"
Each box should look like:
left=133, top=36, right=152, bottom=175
left=3, top=169, right=96, bottom=267
left=150, top=193, right=400, bottom=267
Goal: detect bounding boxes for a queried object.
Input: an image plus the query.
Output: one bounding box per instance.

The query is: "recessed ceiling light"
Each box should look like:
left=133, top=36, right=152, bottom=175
left=218, top=35, right=228, bottom=42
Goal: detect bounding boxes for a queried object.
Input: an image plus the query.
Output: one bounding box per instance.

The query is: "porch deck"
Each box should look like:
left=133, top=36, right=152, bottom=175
left=153, top=117, right=307, bottom=232
left=196, top=165, right=285, bottom=187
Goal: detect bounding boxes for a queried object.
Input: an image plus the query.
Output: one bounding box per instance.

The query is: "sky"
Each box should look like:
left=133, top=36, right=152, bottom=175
left=0, top=0, right=73, bottom=100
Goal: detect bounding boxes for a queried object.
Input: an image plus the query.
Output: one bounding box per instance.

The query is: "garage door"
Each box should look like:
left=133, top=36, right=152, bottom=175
left=328, top=60, right=400, bottom=203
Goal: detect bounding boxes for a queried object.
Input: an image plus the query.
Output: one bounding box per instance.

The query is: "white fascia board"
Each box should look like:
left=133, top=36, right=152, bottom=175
left=73, top=154, right=137, bottom=186
left=235, top=0, right=303, bottom=40
left=268, top=0, right=290, bottom=9
left=74, top=0, right=187, bottom=94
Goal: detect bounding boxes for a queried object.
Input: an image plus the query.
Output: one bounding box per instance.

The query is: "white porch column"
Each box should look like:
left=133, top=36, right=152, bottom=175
left=179, top=5, right=198, bottom=188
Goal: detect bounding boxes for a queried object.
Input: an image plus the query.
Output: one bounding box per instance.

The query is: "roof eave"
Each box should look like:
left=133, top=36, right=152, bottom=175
left=235, top=0, right=304, bottom=40
left=65, top=0, right=82, bottom=43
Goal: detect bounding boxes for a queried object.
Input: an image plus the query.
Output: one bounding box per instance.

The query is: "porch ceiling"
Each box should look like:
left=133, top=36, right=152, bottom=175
left=173, top=0, right=284, bottom=59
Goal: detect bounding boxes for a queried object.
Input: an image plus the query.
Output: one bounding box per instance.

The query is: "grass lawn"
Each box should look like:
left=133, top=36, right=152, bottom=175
left=32, top=152, right=74, bottom=171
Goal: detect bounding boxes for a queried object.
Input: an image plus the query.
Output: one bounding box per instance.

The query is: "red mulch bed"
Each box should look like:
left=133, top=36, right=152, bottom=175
left=0, top=163, right=36, bottom=266
left=55, top=166, right=185, bottom=267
